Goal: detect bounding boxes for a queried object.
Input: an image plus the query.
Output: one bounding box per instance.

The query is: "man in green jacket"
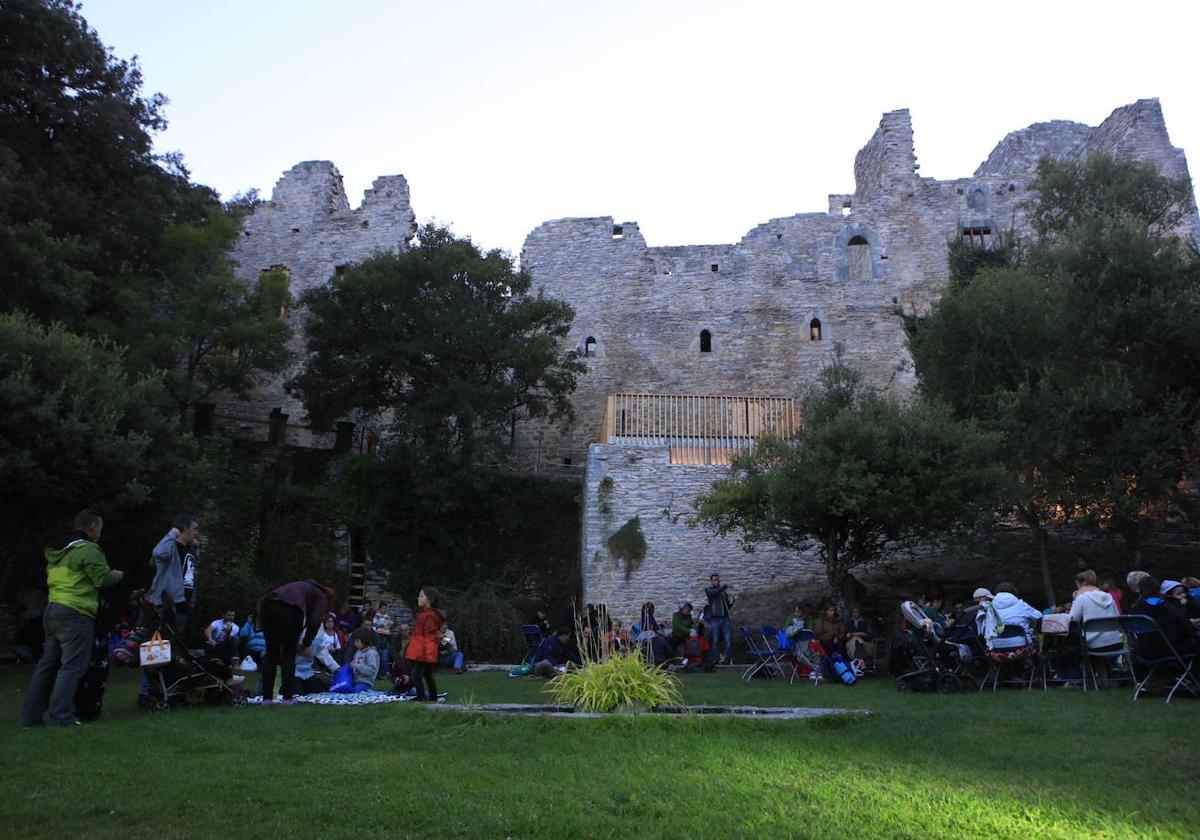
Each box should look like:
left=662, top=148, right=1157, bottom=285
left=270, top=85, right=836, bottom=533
left=20, top=510, right=123, bottom=728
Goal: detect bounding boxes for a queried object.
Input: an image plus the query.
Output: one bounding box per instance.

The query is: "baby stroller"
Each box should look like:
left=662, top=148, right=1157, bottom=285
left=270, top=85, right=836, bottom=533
left=893, top=601, right=980, bottom=693
left=138, top=610, right=241, bottom=712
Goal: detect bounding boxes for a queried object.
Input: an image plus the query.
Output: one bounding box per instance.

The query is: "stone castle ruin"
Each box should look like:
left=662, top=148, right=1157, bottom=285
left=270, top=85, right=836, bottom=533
left=219, top=99, right=1196, bottom=620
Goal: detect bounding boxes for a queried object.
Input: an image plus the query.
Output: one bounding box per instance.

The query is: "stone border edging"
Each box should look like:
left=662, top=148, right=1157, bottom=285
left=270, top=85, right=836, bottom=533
left=426, top=702, right=869, bottom=720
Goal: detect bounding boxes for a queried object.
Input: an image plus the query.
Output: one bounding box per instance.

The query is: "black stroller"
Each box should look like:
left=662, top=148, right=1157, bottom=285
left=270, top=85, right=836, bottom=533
left=138, top=608, right=242, bottom=712
left=893, top=601, right=982, bottom=693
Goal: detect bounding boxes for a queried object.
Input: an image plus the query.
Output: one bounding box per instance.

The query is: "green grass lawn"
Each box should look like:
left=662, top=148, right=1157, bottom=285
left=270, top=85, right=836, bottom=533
left=4, top=665, right=1199, bottom=839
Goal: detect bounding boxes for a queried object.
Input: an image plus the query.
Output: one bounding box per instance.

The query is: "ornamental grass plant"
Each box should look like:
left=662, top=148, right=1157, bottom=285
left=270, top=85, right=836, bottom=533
left=545, top=605, right=682, bottom=712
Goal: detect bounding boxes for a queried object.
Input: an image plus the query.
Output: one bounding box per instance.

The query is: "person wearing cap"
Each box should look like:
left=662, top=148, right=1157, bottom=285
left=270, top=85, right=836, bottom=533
left=969, top=588, right=993, bottom=637
left=1131, top=577, right=1200, bottom=660
left=1165, top=578, right=1200, bottom=621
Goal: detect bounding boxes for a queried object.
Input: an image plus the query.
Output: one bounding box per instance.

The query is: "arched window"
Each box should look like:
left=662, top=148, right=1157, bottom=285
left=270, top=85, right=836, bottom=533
left=846, top=236, right=870, bottom=282
left=700, top=329, right=712, bottom=353
left=584, top=336, right=596, bottom=357
left=809, top=318, right=822, bottom=341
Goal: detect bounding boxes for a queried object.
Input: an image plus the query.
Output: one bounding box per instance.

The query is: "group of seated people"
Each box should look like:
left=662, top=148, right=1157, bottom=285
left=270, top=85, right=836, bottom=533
left=908, top=569, right=1200, bottom=672
left=780, top=602, right=876, bottom=666
left=195, top=601, right=467, bottom=696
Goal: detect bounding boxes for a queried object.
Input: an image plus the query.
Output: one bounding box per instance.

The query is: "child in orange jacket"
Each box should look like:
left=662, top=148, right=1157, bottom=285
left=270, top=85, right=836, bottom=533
left=404, top=586, right=444, bottom=702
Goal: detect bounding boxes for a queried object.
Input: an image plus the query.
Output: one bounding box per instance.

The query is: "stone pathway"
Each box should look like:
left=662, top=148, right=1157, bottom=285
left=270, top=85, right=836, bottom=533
left=426, top=702, right=868, bottom=720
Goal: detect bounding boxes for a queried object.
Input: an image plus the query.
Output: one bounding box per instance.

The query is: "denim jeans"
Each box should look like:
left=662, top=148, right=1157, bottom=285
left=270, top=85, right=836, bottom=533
left=437, top=651, right=465, bottom=670
left=709, top=617, right=732, bottom=661
left=20, top=603, right=95, bottom=726
left=376, top=638, right=391, bottom=679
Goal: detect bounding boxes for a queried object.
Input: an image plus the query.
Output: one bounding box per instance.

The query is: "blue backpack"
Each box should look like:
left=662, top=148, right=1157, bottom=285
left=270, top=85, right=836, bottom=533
left=827, top=652, right=857, bottom=685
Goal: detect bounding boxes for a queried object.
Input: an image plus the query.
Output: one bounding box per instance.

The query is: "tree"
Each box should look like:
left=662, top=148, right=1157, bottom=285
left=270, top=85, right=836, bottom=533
left=0, top=0, right=214, bottom=333
left=294, top=224, right=583, bottom=466
left=119, top=207, right=293, bottom=426
left=693, top=350, right=1008, bottom=606
left=909, top=155, right=1200, bottom=600
left=0, top=312, right=196, bottom=591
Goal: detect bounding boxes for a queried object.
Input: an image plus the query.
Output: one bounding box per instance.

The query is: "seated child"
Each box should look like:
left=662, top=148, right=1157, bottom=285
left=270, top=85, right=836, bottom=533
left=605, top=618, right=630, bottom=653
left=437, top=623, right=466, bottom=673
left=681, top=627, right=713, bottom=672
left=350, top=627, right=380, bottom=691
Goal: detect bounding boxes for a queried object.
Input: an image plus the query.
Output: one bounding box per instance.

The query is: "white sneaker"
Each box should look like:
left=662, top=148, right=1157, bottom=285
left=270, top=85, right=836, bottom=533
left=226, top=675, right=245, bottom=686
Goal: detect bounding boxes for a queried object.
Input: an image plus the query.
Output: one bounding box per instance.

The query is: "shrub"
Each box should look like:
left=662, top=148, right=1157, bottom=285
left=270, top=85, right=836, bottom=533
left=546, top=649, right=682, bottom=712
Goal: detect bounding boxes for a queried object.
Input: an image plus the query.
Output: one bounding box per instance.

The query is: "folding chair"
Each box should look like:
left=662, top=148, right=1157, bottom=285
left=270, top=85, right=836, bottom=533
left=1078, top=616, right=1134, bottom=691
left=739, top=626, right=781, bottom=681
left=979, top=625, right=1038, bottom=692
left=520, top=624, right=544, bottom=665
left=759, top=625, right=788, bottom=676
left=783, top=629, right=822, bottom=685
left=1122, top=614, right=1200, bottom=704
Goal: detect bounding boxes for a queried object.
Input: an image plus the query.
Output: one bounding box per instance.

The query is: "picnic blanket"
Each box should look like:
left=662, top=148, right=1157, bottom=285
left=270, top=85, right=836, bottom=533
left=243, top=691, right=447, bottom=706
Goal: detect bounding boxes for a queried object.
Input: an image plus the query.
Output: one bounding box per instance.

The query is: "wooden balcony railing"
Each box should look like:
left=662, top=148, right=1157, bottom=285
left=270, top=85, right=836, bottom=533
left=602, top=393, right=797, bottom=465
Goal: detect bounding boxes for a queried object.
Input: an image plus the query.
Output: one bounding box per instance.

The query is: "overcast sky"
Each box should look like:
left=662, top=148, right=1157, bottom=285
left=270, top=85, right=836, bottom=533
left=83, top=0, right=1198, bottom=257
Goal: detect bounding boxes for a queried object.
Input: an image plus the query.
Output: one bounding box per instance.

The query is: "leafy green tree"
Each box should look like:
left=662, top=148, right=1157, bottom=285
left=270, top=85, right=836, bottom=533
left=295, top=224, right=583, bottom=466
left=910, top=155, right=1200, bottom=599
left=120, top=208, right=293, bottom=425
left=0, top=0, right=214, bottom=332
left=694, top=350, right=1008, bottom=605
left=0, top=312, right=196, bottom=591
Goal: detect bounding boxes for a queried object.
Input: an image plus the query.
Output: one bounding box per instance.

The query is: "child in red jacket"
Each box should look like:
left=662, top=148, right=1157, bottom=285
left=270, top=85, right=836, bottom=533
left=404, top=586, right=444, bottom=702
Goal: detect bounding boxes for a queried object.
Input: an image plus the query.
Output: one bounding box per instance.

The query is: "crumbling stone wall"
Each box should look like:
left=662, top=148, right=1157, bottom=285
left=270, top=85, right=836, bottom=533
left=527, top=98, right=1197, bottom=608
left=216, top=161, right=416, bottom=446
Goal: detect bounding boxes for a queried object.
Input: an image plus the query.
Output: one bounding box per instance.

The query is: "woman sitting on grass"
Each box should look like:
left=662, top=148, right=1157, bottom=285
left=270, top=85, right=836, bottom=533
left=349, top=627, right=379, bottom=692
left=813, top=604, right=845, bottom=655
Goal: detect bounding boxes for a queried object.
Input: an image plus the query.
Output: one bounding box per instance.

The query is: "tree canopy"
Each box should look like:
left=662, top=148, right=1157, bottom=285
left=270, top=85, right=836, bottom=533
left=908, top=154, right=1200, bottom=600
left=295, top=224, right=583, bottom=466
left=694, top=349, right=1008, bottom=603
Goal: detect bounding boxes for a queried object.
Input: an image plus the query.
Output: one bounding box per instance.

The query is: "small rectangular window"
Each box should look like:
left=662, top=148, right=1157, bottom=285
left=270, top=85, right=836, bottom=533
left=612, top=225, right=624, bottom=239
left=710, top=264, right=719, bottom=272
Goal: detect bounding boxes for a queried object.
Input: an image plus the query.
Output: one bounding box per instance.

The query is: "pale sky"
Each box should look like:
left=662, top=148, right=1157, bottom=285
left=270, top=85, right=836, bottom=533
left=83, top=0, right=1198, bottom=257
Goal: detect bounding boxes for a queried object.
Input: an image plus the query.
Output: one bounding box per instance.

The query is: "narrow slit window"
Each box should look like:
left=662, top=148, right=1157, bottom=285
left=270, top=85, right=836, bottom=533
left=584, top=336, right=596, bottom=357
left=700, top=329, right=713, bottom=353
left=810, top=318, right=822, bottom=341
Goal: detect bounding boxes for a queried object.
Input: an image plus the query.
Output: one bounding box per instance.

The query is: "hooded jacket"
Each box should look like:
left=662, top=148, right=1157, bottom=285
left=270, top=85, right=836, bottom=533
left=984, top=592, right=1042, bottom=649
left=1069, top=588, right=1121, bottom=649
left=45, top=531, right=122, bottom=618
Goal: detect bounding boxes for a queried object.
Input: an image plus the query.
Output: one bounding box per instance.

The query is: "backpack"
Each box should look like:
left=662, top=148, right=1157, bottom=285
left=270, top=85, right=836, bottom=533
left=827, top=652, right=857, bottom=685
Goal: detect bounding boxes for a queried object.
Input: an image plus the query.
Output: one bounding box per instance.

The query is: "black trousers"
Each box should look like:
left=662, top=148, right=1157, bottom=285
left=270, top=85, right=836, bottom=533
left=409, top=659, right=437, bottom=701
left=261, top=599, right=304, bottom=700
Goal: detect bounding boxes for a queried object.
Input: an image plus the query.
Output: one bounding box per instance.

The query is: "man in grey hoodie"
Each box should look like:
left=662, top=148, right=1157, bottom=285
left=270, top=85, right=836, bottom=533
left=148, top=514, right=199, bottom=632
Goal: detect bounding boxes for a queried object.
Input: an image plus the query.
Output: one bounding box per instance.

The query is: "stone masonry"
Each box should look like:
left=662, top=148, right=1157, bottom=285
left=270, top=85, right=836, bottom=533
left=518, top=99, right=1197, bottom=619
left=218, top=100, right=1196, bottom=621
left=216, top=161, right=416, bottom=446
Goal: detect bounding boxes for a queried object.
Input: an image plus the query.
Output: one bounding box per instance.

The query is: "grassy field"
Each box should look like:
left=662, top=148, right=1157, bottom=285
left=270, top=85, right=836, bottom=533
left=4, top=665, right=1199, bottom=839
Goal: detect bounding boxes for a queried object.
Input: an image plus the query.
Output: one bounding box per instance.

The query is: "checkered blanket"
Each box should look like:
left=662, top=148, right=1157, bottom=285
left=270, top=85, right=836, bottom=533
left=245, top=691, right=407, bottom=706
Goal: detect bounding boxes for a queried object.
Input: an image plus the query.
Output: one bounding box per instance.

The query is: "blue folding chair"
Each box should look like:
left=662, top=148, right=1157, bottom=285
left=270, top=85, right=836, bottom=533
left=1123, top=614, right=1199, bottom=704
left=739, top=626, right=781, bottom=681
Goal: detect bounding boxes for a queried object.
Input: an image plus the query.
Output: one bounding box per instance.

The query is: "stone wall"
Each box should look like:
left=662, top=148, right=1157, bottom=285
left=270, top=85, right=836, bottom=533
left=583, top=442, right=828, bottom=622
left=215, top=161, right=416, bottom=447
left=528, top=97, right=1199, bottom=611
